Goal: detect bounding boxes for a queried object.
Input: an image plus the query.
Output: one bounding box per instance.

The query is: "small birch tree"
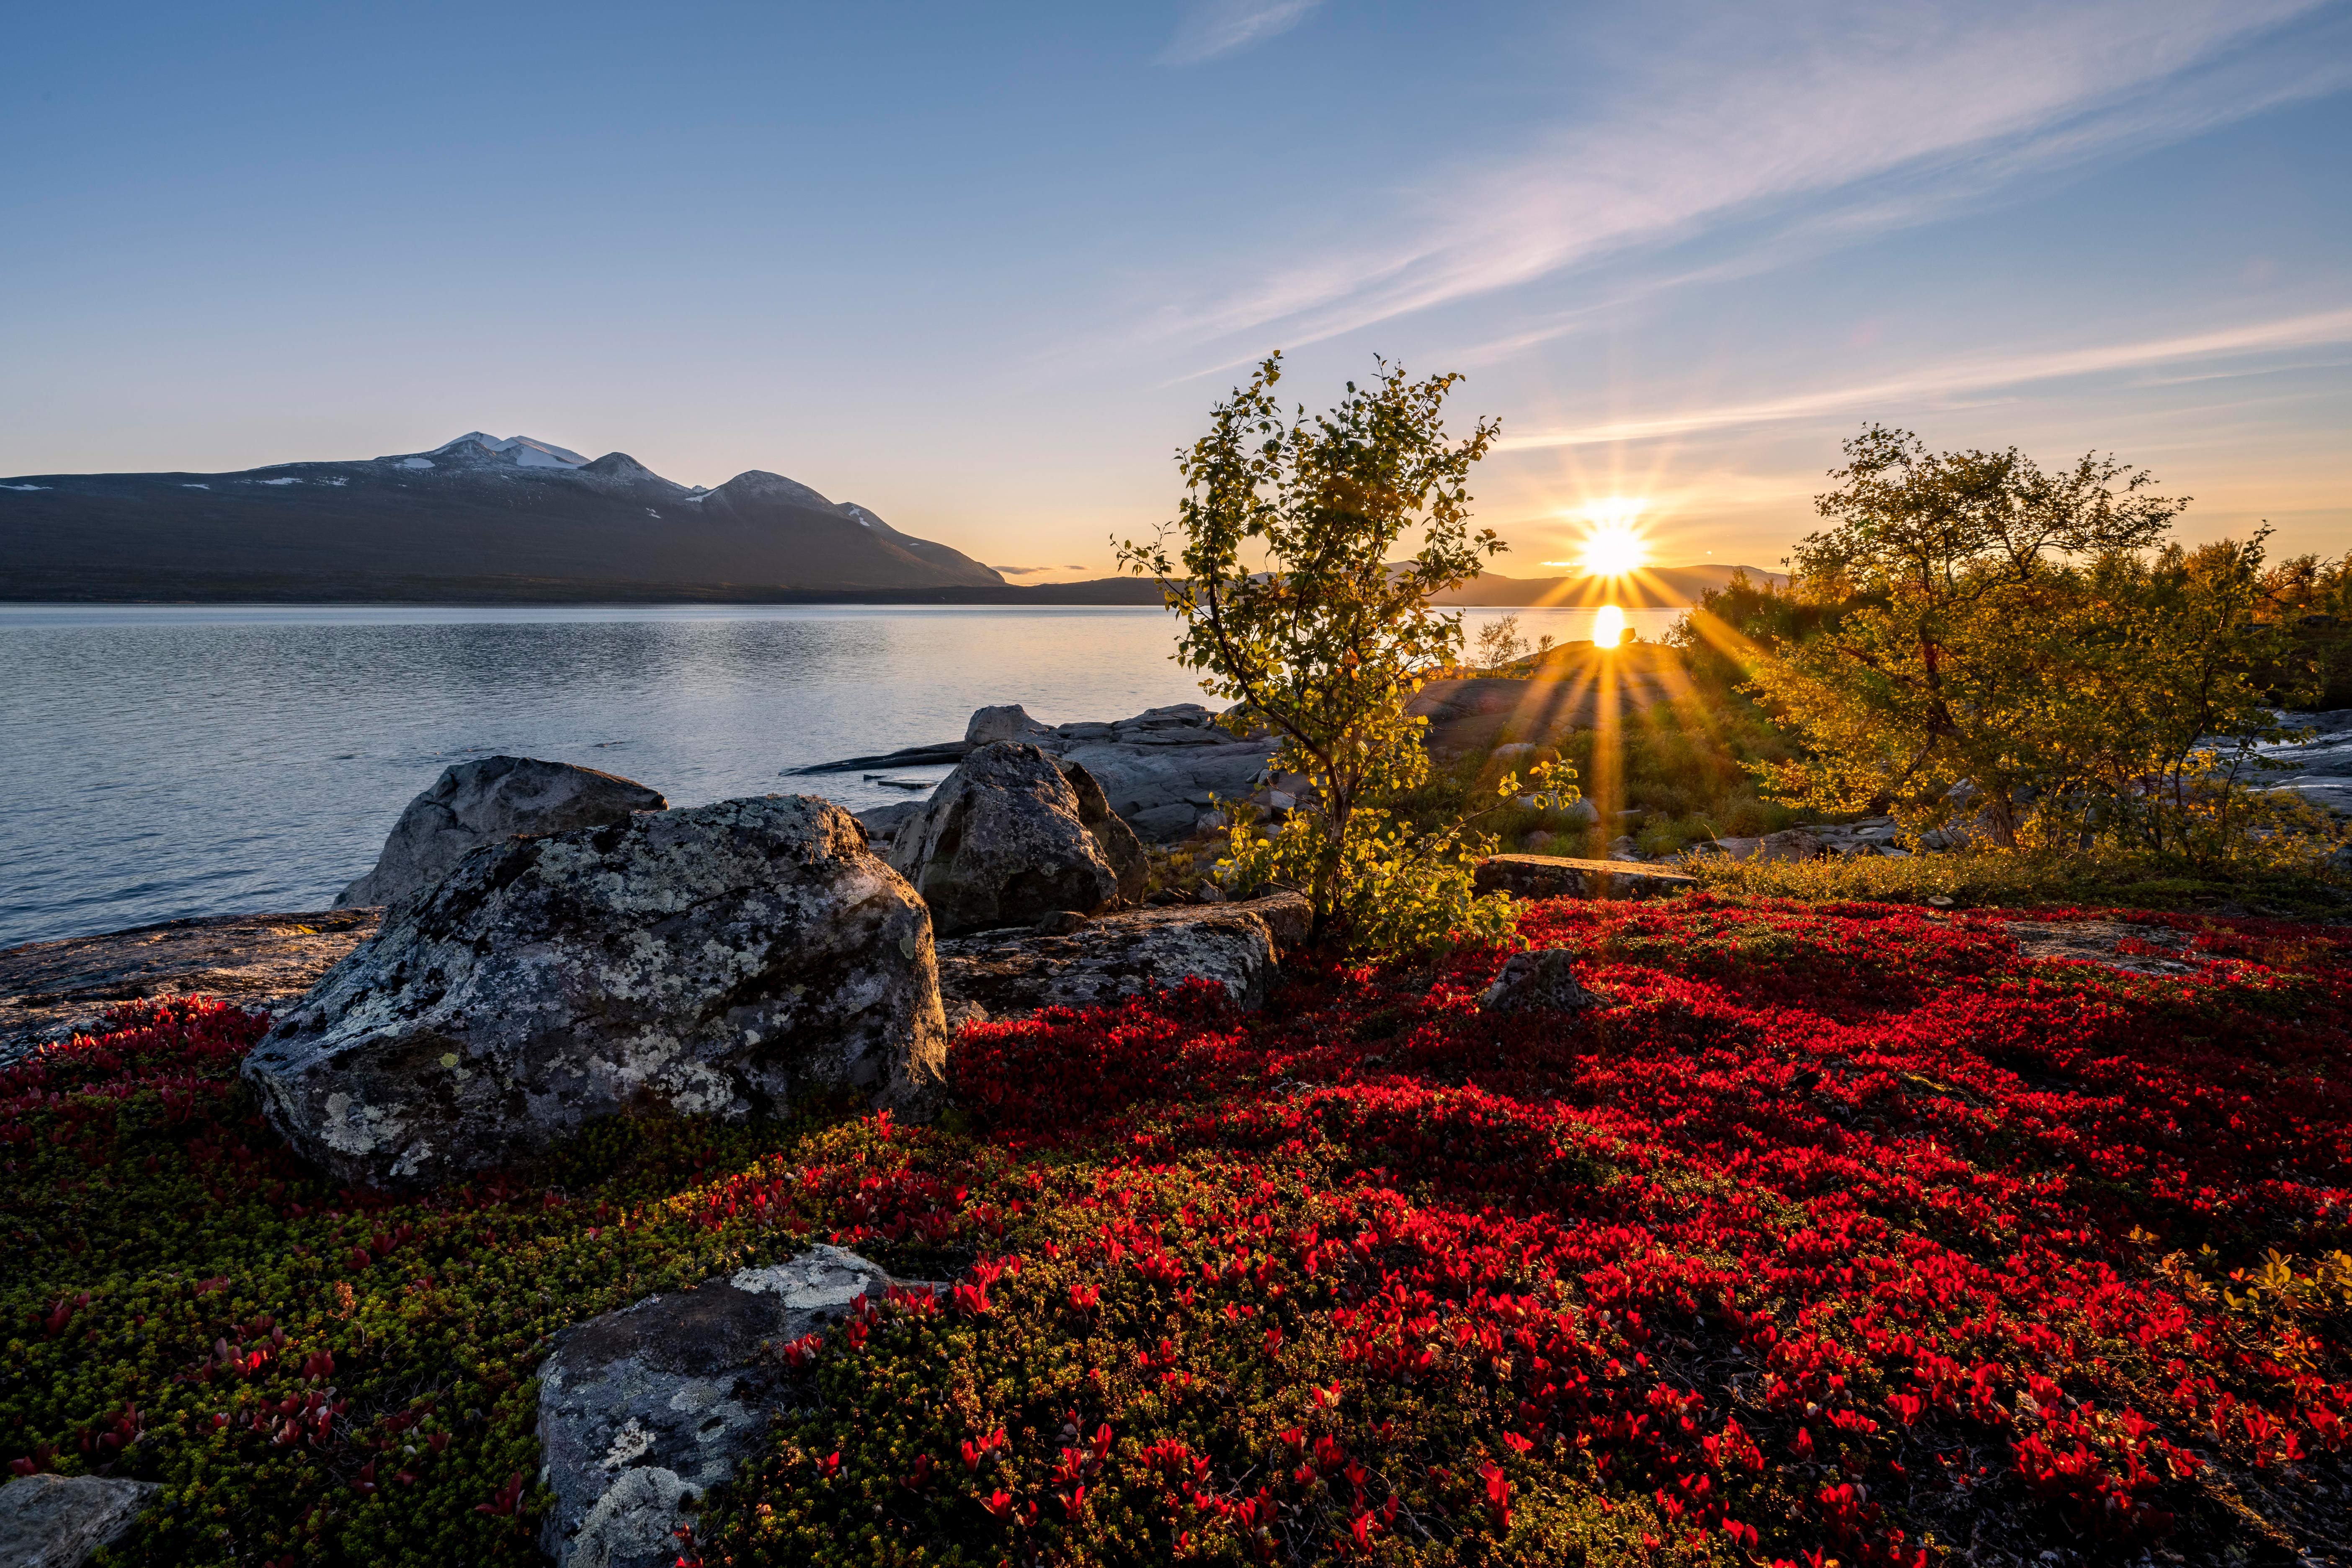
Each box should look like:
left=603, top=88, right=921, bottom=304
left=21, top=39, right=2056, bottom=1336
left=1115, top=353, right=1547, bottom=949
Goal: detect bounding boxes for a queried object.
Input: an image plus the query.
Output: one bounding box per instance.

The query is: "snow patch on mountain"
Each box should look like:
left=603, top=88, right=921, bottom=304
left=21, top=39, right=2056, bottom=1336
left=1, top=484, right=49, bottom=492
left=398, top=457, right=434, bottom=470
left=431, top=433, right=590, bottom=467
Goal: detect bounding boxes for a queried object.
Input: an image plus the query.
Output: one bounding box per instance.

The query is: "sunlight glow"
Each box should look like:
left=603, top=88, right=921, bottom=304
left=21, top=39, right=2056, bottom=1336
left=1576, top=498, right=1650, bottom=578
left=1594, top=604, right=1627, bottom=647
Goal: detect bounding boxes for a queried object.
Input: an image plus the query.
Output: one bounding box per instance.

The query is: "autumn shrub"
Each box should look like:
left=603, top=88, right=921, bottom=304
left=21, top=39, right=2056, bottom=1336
left=9, top=895, right=2352, bottom=1566
left=1116, top=352, right=1516, bottom=953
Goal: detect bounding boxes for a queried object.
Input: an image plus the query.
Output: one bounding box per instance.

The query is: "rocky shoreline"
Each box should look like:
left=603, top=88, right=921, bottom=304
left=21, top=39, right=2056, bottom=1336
left=13, top=694, right=2345, bottom=1073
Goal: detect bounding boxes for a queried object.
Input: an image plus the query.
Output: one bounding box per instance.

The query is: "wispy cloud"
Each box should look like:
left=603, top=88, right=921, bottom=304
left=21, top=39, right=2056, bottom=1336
left=1497, top=306, right=2352, bottom=450
left=1133, top=1, right=2347, bottom=352
left=990, top=563, right=1089, bottom=574
left=1160, top=0, right=1326, bottom=65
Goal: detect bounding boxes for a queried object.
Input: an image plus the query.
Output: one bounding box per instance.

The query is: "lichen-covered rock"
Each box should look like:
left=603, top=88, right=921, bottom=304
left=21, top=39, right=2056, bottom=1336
left=247, top=796, right=946, bottom=1188
left=538, top=1247, right=896, bottom=1568
left=1480, top=949, right=1604, bottom=1015
left=337, top=755, right=666, bottom=908
left=0, top=1473, right=160, bottom=1568
left=935, top=901, right=1280, bottom=1019
left=1238, top=890, right=1312, bottom=949
left=886, top=743, right=1124, bottom=935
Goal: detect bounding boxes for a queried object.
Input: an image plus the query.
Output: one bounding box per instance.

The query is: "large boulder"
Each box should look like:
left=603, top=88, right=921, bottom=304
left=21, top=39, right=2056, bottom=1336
left=965, top=704, right=1053, bottom=745
left=935, top=900, right=1286, bottom=1019
left=1055, top=759, right=1149, bottom=905
left=885, top=743, right=1125, bottom=934
left=538, top=1247, right=896, bottom=1568
left=337, top=756, right=666, bottom=908
left=1051, top=705, right=1279, bottom=841
left=247, top=796, right=946, bottom=1188
left=0, top=1473, right=160, bottom=1568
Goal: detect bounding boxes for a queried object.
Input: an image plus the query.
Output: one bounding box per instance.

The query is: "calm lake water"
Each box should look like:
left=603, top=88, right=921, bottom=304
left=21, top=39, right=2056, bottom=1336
left=0, top=603, right=1685, bottom=949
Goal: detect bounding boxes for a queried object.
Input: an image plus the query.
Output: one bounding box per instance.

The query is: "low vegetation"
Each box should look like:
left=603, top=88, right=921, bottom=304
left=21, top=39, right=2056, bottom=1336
left=11, top=892, right=2352, bottom=1566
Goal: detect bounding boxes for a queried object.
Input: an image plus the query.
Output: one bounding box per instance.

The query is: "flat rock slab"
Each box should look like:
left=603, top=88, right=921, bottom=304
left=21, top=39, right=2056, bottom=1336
left=539, top=1246, right=897, bottom=1568
left=2004, top=920, right=2201, bottom=977
left=936, top=900, right=1285, bottom=1019
left=1410, top=670, right=1681, bottom=756
left=0, top=1472, right=161, bottom=1567
left=1474, top=855, right=1696, bottom=902
left=0, top=908, right=379, bottom=1063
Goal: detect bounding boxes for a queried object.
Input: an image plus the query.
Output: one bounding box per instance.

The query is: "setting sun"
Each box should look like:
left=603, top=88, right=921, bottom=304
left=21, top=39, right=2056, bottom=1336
left=1576, top=499, right=1649, bottom=578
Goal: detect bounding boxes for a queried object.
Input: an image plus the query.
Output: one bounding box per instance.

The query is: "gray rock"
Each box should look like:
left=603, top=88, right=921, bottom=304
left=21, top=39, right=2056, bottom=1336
left=0, top=1473, right=160, bottom=1568
left=1055, top=759, right=1149, bottom=905
left=246, top=796, right=946, bottom=1189
left=1480, top=949, right=1605, bottom=1016
left=936, top=901, right=1282, bottom=1018
left=798, top=704, right=1280, bottom=845
left=851, top=800, right=924, bottom=848
left=539, top=1246, right=895, bottom=1568
left=338, top=756, right=666, bottom=908
left=1240, top=890, right=1312, bottom=949
left=1, top=908, right=379, bottom=1065
left=1050, top=707, right=1277, bottom=843
left=965, top=704, right=1053, bottom=745
left=1472, top=854, right=1697, bottom=902
left=1754, top=828, right=1826, bottom=863
left=886, top=743, right=1123, bottom=935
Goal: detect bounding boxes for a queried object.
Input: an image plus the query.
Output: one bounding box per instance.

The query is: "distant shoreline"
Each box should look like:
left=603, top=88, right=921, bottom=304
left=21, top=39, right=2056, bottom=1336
left=0, top=565, right=1774, bottom=610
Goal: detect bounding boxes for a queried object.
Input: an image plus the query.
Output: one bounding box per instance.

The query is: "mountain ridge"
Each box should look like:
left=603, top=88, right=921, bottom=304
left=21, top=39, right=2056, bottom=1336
left=1, top=435, right=1784, bottom=605
left=0, top=433, right=1006, bottom=599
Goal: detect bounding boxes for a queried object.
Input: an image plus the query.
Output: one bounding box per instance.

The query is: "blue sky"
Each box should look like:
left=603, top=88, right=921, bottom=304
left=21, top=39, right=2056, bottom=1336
left=3, top=0, right=2347, bottom=577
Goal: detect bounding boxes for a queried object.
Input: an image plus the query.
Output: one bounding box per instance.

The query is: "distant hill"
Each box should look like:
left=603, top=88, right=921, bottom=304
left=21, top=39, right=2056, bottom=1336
left=1428, top=564, right=1785, bottom=608
left=0, top=433, right=1006, bottom=601
left=0, top=440, right=1787, bottom=605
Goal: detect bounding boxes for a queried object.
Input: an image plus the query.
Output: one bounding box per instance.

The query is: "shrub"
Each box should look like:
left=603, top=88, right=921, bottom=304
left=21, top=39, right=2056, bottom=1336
left=1115, top=352, right=1516, bottom=952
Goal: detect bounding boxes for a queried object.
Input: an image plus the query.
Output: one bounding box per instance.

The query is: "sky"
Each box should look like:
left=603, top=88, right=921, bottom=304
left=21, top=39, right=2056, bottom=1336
left=3, top=0, right=2347, bottom=580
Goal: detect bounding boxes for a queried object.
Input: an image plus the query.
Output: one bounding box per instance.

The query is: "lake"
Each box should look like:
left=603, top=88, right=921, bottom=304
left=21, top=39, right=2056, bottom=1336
left=0, top=603, right=1687, bottom=948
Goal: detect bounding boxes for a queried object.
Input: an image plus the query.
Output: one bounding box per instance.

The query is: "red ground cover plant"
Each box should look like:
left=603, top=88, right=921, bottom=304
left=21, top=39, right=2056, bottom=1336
left=5, top=894, right=2349, bottom=1566
left=701, top=895, right=2352, bottom=1566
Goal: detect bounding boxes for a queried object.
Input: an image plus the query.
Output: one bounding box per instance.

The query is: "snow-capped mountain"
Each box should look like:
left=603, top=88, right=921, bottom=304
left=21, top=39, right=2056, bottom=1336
left=0, top=433, right=1006, bottom=600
